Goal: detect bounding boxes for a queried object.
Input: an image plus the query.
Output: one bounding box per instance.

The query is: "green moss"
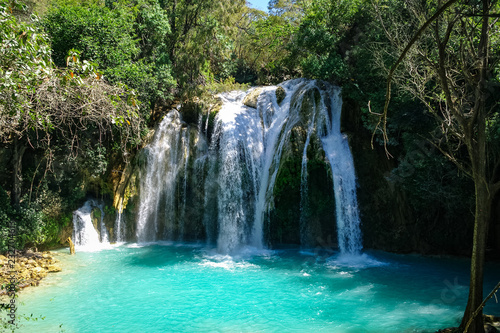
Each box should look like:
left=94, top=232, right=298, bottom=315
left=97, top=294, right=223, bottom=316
left=276, top=86, right=286, bottom=105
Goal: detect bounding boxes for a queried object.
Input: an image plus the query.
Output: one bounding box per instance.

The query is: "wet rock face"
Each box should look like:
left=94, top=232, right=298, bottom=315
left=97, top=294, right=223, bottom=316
left=0, top=251, right=62, bottom=292
left=268, top=125, right=336, bottom=247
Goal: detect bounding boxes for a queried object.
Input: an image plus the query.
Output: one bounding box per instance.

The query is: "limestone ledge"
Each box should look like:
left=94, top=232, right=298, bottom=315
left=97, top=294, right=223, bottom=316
left=0, top=250, right=62, bottom=293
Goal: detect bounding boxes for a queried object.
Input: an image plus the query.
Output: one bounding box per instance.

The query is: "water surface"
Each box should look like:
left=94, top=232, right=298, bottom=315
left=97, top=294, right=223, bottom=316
left=16, top=243, right=500, bottom=332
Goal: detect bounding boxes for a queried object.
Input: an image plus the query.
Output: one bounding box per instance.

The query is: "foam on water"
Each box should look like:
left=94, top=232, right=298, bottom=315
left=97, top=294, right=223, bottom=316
left=327, top=252, right=388, bottom=269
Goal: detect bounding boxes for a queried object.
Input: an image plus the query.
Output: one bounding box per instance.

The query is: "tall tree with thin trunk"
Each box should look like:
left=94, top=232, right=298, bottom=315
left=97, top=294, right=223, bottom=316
left=372, top=0, right=500, bottom=331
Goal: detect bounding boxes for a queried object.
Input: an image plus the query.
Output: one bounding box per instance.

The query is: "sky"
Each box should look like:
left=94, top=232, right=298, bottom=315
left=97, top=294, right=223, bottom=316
left=248, top=0, right=269, bottom=12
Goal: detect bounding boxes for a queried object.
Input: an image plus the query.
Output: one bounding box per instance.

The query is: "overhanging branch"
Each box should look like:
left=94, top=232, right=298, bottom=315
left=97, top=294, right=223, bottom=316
left=372, top=0, right=462, bottom=157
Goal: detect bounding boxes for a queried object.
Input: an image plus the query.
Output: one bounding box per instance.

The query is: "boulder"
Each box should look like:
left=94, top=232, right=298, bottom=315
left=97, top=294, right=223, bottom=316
left=243, top=88, right=263, bottom=108
left=276, top=86, right=286, bottom=104
left=47, top=264, right=62, bottom=272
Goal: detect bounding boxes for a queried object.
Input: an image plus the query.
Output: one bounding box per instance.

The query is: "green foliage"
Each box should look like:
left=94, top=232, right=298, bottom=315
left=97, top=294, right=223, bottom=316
left=0, top=176, right=86, bottom=253
left=291, top=0, right=366, bottom=82
left=0, top=1, right=143, bottom=147
left=81, top=145, right=108, bottom=178
left=43, top=3, right=138, bottom=69
left=0, top=0, right=53, bottom=137
left=0, top=0, right=145, bottom=253
left=43, top=0, right=176, bottom=113
left=135, top=0, right=171, bottom=60
left=229, top=6, right=299, bottom=84
left=392, top=135, right=474, bottom=216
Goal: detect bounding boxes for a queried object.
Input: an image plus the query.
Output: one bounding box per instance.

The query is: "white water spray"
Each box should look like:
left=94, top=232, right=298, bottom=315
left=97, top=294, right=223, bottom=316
left=72, top=199, right=110, bottom=251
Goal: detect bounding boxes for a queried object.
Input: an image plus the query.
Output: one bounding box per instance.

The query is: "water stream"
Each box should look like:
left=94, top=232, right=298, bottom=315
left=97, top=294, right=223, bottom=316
left=136, top=111, right=190, bottom=242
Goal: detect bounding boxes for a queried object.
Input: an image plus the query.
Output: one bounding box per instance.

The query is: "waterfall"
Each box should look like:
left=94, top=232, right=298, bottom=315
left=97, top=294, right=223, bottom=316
left=115, top=211, right=125, bottom=243
left=136, top=110, right=190, bottom=242
left=178, top=132, right=190, bottom=241
left=208, top=79, right=362, bottom=254
left=320, top=90, right=363, bottom=255
left=133, top=79, right=362, bottom=255
left=209, top=91, right=263, bottom=253
left=72, top=199, right=110, bottom=251
left=299, top=92, right=317, bottom=246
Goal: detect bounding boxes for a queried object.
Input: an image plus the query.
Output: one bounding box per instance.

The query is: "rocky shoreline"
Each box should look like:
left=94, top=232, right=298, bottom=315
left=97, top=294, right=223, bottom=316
left=0, top=250, right=62, bottom=294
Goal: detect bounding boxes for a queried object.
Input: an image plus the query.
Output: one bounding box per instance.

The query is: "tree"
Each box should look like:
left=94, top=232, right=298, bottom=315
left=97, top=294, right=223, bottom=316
left=157, top=0, right=246, bottom=88
left=373, top=1, right=500, bottom=331
left=0, top=0, right=144, bottom=255
left=289, top=0, right=365, bottom=82
left=43, top=0, right=176, bottom=115
left=0, top=0, right=143, bottom=204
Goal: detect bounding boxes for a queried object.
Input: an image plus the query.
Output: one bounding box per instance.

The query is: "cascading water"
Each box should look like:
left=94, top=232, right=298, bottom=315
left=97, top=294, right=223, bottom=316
left=136, top=110, right=191, bottom=243
left=115, top=211, right=125, bottom=243
left=320, top=89, right=363, bottom=255
left=208, top=91, right=263, bottom=253
left=207, top=79, right=362, bottom=255
left=134, top=79, right=362, bottom=255
left=72, top=199, right=110, bottom=251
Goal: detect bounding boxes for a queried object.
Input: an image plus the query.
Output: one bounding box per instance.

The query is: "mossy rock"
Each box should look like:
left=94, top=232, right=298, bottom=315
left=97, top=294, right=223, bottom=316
left=276, top=86, right=285, bottom=105
left=289, top=85, right=321, bottom=125
left=243, top=88, right=263, bottom=108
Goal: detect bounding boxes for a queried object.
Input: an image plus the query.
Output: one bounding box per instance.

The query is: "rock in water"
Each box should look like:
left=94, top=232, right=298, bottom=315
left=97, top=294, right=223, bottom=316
left=47, top=264, right=62, bottom=272
left=67, top=236, right=75, bottom=254
left=276, top=86, right=286, bottom=104
left=243, top=88, right=263, bottom=108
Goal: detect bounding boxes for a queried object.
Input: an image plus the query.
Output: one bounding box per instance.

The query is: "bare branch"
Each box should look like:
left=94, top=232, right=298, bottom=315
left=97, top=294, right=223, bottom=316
left=373, top=0, right=462, bottom=156
left=491, top=181, right=500, bottom=196
left=464, top=281, right=500, bottom=333
left=426, top=138, right=472, bottom=177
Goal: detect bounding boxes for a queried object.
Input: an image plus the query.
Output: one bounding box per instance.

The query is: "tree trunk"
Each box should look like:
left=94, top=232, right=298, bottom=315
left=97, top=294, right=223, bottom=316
left=12, top=137, right=26, bottom=206
left=459, top=1, right=491, bottom=331
left=460, top=179, right=491, bottom=332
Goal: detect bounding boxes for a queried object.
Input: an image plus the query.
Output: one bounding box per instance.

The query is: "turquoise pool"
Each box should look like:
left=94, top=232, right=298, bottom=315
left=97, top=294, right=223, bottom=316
left=15, top=243, right=500, bottom=332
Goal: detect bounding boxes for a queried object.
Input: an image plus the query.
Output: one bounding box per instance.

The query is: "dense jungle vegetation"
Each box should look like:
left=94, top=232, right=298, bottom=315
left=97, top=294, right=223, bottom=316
left=0, top=0, right=499, bottom=330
